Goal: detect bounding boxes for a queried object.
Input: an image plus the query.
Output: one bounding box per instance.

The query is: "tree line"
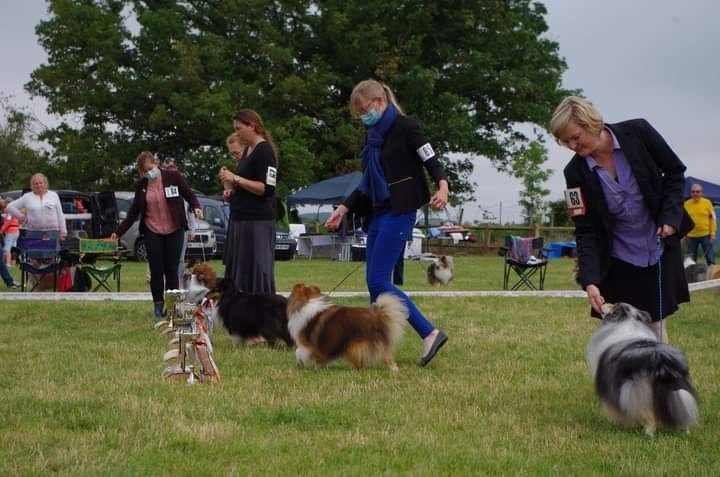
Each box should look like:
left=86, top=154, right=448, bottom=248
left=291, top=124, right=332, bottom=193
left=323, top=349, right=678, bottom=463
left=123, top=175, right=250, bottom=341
left=6, top=0, right=572, bottom=219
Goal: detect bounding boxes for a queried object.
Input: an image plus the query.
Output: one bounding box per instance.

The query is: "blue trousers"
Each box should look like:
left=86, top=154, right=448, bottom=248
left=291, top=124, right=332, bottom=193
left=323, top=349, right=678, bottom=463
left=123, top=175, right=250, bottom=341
left=687, top=235, right=715, bottom=265
left=366, top=211, right=435, bottom=338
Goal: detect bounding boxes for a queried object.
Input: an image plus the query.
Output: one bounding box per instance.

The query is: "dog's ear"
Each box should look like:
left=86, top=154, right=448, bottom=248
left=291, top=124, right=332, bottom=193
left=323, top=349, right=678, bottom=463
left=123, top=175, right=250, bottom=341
left=635, top=308, right=653, bottom=324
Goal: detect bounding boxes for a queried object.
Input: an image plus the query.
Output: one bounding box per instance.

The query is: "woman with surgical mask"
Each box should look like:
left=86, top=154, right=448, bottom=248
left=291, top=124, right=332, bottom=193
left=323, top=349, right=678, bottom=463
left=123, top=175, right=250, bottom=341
left=325, top=80, right=450, bottom=367
left=112, top=151, right=202, bottom=319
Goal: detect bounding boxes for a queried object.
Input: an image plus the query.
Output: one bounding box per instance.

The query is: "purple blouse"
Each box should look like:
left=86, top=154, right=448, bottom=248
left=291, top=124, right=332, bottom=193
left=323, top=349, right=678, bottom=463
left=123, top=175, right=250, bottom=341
left=585, top=129, right=659, bottom=267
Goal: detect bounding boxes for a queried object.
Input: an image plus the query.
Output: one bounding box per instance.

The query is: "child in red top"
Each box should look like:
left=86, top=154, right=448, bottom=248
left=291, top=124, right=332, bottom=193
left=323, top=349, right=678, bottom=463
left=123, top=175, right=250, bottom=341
left=0, top=198, right=20, bottom=266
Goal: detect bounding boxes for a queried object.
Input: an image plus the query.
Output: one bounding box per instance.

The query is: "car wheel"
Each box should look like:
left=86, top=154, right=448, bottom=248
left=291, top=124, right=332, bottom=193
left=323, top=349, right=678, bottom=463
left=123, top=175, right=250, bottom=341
left=134, top=239, right=148, bottom=261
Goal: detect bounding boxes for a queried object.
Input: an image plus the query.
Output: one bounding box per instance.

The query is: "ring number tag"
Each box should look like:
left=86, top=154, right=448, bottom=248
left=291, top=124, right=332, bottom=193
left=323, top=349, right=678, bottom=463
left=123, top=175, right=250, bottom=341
left=266, top=166, right=277, bottom=187
left=416, top=143, right=435, bottom=161
left=164, top=186, right=180, bottom=198
left=564, top=187, right=586, bottom=217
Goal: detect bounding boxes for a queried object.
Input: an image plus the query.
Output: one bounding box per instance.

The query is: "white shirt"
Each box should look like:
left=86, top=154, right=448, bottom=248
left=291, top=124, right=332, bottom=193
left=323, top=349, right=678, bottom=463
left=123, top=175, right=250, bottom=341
left=6, top=191, right=67, bottom=235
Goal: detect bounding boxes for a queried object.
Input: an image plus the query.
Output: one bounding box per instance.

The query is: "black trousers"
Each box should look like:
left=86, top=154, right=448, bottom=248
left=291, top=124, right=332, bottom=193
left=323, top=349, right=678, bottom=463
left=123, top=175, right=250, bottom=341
left=144, top=228, right=184, bottom=302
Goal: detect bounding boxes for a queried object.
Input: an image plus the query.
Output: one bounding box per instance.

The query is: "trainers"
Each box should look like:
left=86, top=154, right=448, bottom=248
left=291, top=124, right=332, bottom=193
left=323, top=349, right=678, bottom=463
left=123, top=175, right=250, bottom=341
left=8, top=282, right=21, bottom=290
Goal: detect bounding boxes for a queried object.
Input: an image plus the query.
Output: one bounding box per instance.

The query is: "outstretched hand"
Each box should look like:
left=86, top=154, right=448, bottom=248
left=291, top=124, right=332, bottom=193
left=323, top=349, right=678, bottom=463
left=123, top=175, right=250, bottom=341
left=324, top=205, right=348, bottom=231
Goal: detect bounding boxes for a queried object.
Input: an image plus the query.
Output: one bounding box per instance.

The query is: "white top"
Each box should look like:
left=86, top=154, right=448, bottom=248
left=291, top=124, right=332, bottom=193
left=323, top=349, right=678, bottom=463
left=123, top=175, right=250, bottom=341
left=6, top=191, right=67, bottom=235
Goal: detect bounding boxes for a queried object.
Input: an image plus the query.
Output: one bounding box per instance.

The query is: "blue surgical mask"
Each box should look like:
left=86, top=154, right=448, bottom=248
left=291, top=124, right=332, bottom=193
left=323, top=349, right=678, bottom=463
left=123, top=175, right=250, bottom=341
left=144, top=167, right=159, bottom=180
left=360, top=109, right=382, bottom=126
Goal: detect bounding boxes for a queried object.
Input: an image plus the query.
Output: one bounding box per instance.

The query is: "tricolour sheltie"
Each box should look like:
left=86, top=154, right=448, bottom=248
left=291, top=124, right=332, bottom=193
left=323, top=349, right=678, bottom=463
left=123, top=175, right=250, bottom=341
left=206, top=279, right=293, bottom=347
left=587, top=302, right=699, bottom=435
left=287, top=283, right=407, bottom=371
left=427, top=255, right=454, bottom=286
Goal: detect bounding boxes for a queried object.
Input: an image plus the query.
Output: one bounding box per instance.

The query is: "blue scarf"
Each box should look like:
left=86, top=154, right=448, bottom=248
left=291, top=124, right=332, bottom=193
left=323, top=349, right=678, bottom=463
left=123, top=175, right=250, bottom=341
left=358, top=104, right=398, bottom=206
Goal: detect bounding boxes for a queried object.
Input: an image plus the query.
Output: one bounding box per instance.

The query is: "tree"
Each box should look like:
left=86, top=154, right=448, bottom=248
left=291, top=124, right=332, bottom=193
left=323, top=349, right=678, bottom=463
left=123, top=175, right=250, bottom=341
left=0, top=95, right=51, bottom=191
left=545, top=198, right=571, bottom=227
left=27, top=0, right=571, bottom=196
left=511, top=140, right=552, bottom=225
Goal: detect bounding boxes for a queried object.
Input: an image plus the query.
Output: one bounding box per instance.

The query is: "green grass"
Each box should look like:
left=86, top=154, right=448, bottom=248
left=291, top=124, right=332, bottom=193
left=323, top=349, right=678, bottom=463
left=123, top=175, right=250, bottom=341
left=1, top=259, right=719, bottom=475
left=2, top=255, right=581, bottom=293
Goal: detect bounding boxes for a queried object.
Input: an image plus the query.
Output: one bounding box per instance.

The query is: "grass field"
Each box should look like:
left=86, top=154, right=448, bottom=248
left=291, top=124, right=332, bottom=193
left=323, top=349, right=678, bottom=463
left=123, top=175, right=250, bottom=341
left=1, top=257, right=719, bottom=475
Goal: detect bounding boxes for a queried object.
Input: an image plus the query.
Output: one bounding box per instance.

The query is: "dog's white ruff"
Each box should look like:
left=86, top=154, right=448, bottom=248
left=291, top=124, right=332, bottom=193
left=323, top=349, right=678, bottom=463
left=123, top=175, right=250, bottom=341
left=433, top=266, right=453, bottom=285
left=287, top=296, right=333, bottom=344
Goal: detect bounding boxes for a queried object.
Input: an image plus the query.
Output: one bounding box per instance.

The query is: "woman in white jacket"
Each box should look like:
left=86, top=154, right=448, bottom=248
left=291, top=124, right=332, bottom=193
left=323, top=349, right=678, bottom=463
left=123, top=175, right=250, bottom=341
left=7, top=173, right=66, bottom=243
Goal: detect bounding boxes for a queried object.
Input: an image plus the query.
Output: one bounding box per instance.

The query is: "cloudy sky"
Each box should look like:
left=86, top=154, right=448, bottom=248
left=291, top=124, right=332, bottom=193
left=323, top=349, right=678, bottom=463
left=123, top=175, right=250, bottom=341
left=1, top=1, right=718, bottom=222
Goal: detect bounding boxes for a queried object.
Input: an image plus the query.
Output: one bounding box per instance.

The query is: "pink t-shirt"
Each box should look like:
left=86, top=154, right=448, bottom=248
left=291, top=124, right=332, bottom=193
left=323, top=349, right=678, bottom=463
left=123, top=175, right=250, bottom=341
left=144, top=177, right=179, bottom=234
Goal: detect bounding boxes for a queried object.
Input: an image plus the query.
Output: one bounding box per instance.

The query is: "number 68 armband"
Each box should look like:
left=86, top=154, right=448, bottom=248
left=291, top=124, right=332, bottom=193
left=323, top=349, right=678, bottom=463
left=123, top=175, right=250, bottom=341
left=564, top=187, right=586, bottom=217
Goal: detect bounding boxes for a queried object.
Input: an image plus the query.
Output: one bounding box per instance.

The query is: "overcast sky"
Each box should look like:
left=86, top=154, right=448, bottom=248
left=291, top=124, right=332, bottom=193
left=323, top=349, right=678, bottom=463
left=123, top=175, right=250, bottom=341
left=1, top=1, right=718, bottom=222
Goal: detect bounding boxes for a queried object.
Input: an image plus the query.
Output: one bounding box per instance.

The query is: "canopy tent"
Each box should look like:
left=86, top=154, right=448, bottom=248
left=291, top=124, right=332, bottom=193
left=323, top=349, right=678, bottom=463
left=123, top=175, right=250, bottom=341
left=684, top=176, right=720, bottom=204
left=287, top=172, right=362, bottom=206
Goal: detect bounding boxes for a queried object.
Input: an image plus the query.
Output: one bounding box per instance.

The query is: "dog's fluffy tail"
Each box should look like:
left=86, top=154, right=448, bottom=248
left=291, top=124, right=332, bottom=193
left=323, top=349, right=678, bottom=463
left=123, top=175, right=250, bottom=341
left=652, top=347, right=699, bottom=431
left=375, top=293, right=408, bottom=346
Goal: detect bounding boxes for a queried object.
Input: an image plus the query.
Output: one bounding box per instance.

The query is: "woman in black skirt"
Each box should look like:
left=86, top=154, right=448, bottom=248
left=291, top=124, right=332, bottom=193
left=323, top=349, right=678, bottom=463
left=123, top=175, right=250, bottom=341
left=550, top=96, right=690, bottom=343
left=219, top=110, right=279, bottom=304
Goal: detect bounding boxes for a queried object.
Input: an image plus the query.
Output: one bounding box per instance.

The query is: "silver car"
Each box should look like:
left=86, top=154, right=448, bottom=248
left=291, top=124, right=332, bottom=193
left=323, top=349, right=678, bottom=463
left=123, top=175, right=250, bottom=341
left=114, top=191, right=216, bottom=260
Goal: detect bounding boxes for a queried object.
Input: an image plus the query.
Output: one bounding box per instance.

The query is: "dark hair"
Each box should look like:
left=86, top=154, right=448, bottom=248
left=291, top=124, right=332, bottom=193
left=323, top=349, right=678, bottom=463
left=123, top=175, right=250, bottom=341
left=233, top=109, right=279, bottom=163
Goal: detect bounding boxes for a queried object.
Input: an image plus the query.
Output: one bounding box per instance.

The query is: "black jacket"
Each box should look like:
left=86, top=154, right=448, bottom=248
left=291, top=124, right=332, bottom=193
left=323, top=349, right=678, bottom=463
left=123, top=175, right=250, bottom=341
left=343, top=115, right=447, bottom=215
left=563, top=118, right=688, bottom=289
left=116, top=169, right=200, bottom=237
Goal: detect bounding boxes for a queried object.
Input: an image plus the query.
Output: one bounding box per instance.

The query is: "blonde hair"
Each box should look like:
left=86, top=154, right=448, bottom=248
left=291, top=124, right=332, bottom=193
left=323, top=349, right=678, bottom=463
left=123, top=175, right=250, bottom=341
left=349, top=80, right=405, bottom=117
left=30, top=173, right=49, bottom=188
left=550, top=96, right=604, bottom=144
left=226, top=133, right=243, bottom=148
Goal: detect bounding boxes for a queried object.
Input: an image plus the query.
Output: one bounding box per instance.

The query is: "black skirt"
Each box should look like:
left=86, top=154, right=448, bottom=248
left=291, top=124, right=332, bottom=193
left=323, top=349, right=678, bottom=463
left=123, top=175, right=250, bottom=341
left=223, top=219, right=276, bottom=294
left=592, top=239, right=690, bottom=322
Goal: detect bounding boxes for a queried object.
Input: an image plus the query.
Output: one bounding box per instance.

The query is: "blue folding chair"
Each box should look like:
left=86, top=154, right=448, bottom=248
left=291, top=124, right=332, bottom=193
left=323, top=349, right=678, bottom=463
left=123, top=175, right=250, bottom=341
left=13, top=235, right=62, bottom=292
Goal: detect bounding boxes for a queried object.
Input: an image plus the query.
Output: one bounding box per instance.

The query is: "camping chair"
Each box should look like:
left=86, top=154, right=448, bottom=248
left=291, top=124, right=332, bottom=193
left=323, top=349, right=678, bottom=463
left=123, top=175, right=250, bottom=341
left=499, top=235, right=548, bottom=291
left=13, top=235, right=62, bottom=292
left=79, top=238, right=122, bottom=292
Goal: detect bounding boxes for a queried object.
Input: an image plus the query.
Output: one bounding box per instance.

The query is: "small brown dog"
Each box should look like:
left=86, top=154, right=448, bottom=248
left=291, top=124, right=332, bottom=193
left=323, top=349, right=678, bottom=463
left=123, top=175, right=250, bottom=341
left=287, top=284, right=407, bottom=371
left=427, top=255, right=454, bottom=286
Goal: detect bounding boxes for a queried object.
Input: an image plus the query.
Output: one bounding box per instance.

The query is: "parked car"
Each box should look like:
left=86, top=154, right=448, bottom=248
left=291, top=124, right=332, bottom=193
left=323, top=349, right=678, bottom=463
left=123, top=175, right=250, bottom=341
left=275, top=230, right=297, bottom=260
left=114, top=191, right=216, bottom=261
left=197, top=196, right=228, bottom=258
left=0, top=189, right=118, bottom=242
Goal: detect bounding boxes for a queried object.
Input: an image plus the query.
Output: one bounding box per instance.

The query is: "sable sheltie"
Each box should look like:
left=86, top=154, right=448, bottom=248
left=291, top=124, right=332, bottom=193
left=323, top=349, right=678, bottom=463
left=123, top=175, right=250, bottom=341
left=286, top=283, right=407, bottom=371
left=587, top=302, right=699, bottom=435
left=206, top=279, right=293, bottom=347
left=427, top=255, right=454, bottom=286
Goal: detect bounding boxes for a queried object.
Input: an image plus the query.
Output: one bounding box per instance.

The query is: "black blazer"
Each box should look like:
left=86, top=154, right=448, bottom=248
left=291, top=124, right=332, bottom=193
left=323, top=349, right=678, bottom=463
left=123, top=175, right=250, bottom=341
left=116, top=169, right=200, bottom=237
left=563, top=119, right=687, bottom=289
left=343, top=115, right=447, bottom=215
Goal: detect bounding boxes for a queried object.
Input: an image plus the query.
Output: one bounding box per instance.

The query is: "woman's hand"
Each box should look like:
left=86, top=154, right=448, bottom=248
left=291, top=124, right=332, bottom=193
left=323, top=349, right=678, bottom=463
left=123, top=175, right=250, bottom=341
left=586, top=284, right=605, bottom=314
left=218, top=167, right=235, bottom=184
left=429, top=180, right=449, bottom=210
left=110, top=232, right=118, bottom=241
left=324, top=205, right=348, bottom=231
left=656, top=224, right=676, bottom=238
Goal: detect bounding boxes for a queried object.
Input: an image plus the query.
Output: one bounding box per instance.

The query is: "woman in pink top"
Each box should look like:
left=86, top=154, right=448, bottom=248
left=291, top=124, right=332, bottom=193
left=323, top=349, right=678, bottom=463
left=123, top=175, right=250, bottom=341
left=112, top=151, right=202, bottom=319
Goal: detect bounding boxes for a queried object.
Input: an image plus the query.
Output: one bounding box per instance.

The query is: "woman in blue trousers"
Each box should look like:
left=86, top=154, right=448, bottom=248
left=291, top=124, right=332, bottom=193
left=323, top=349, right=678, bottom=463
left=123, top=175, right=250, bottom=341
left=325, top=80, right=450, bottom=367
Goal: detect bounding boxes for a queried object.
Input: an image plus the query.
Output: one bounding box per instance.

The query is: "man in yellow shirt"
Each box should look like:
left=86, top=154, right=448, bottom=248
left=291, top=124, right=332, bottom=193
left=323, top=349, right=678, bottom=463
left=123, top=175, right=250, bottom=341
left=684, top=184, right=716, bottom=265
